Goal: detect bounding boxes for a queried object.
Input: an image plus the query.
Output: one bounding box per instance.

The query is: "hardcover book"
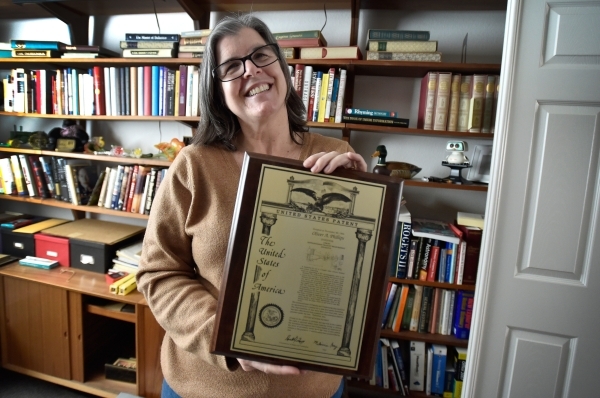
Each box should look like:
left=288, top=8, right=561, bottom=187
left=367, top=51, right=442, bottom=62
left=457, top=75, right=473, bottom=132
left=409, top=341, right=426, bottom=391
left=122, top=48, right=176, bottom=58
left=447, top=74, right=462, bottom=131
left=341, top=114, right=409, bottom=128
left=367, top=29, right=430, bottom=41
left=417, top=72, right=438, bottom=129
left=12, top=49, right=59, bottom=58
left=124, top=33, right=179, bottom=41
left=433, top=72, right=453, bottom=131
left=368, top=40, right=437, bottom=52
left=299, top=46, right=362, bottom=60
left=274, top=30, right=327, bottom=47
left=467, top=74, right=487, bottom=132
left=120, top=40, right=178, bottom=49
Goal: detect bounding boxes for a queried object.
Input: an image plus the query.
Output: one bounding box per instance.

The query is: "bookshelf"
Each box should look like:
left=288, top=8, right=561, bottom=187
left=0, top=1, right=505, bottom=397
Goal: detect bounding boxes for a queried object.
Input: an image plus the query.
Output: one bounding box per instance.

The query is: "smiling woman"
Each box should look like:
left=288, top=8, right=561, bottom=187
left=136, top=13, right=364, bottom=398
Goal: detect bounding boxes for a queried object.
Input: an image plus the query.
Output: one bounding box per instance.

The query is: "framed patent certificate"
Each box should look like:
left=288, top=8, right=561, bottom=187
left=211, top=152, right=403, bottom=378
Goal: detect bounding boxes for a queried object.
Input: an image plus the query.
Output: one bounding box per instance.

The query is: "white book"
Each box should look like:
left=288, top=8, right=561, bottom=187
left=3, top=76, right=13, bottom=112
left=86, top=73, right=94, bottom=116
left=13, top=68, right=26, bottom=113
left=426, top=345, right=433, bottom=395
left=78, top=73, right=85, bottom=115
left=137, top=66, right=144, bottom=116
left=445, top=290, right=456, bottom=335
left=18, top=154, right=37, bottom=197
left=334, top=69, right=347, bottom=123
left=103, top=67, right=112, bottom=116
left=109, top=67, right=118, bottom=116
left=191, top=67, right=199, bottom=117
left=39, top=70, right=47, bottom=114
left=301, top=65, right=313, bottom=120
left=103, top=167, right=118, bottom=208
left=186, top=65, right=194, bottom=116
left=439, top=289, right=450, bottom=335
left=64, top=164, right=78, bottom=205
left=311, top=72, right=322, bottom=122
left=455, top=240, right=467, bottom=285
left=139, top=175, right=151, bottom=214
left=0, top=158, right=16, bottom=194
left=409, top=341, right=426, bottom=391
left=97, top=166, right=112, bottom=207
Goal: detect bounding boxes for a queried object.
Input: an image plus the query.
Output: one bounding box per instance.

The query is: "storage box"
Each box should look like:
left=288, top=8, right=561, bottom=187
left=104, top=358, right=137, bottom=383
left=34, top=233, right=71, bottom=267
left=1, top=218, right=67, bottom=258
left=42, top=219, right=145, bottom=273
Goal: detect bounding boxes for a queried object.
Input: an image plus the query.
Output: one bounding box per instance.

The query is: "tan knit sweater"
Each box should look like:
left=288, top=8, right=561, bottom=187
left=137, top=133, right=353, bottom=398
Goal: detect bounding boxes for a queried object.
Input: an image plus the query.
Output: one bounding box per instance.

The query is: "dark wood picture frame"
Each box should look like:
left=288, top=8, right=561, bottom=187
left=211, top=152, right=403, bottom=378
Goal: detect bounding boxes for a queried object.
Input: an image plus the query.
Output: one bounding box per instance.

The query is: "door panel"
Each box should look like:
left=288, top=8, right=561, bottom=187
left=467, top=0, right=600, bottom=397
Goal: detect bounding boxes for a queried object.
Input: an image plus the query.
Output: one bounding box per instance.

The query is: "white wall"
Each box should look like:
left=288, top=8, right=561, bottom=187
left=0, top=8, right=505, bottom=223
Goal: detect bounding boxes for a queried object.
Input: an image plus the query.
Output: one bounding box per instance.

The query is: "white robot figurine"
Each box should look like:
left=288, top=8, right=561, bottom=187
left=445, top=141, right=469, bottom=165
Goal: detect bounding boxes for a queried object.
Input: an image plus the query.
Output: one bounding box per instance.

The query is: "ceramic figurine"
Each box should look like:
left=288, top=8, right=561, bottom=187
left=371, top=145, right=422, bottom=179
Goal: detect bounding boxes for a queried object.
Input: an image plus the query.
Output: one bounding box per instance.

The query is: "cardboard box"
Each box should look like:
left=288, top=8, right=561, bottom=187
left=1, top=218, right=67, bottom=258
left=42, top=219, right=145, bottom=273
left=34, top=233, right=71, bottom=267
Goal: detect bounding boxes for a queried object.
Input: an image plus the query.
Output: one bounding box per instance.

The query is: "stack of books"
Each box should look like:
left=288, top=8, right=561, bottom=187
left=341, top=107, right=409, bottom=128
left=418, top=71, right=500, bottom=132
left=0, top=42, right=11, bottom=58
left=111, top=239, right=143, bottom=275
left=121, top=33, right=179, bottom=58
left=365, top=29, right=441, bottom=62
left=177, top=29, right=210, bottom=58
left=274, top=30, right=327, bottom=59
left=9, top=40, right=118, bottom=59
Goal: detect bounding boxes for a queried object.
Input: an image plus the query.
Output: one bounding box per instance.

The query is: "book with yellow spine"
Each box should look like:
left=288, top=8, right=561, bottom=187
left=118, top=276, right=138, bottom=295
left=109, top=272, right=136, bottom=294
left=317, top=71, right=330, bottom=123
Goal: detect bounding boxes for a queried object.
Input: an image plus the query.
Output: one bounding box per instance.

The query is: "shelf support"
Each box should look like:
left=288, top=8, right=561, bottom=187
left=349, top=0, right=360, bottom=46
left=176, top=0, right=211, bottom=30
left=71, top=209, right=86, bottom=220
left=38, top=2, right=89, bottom=45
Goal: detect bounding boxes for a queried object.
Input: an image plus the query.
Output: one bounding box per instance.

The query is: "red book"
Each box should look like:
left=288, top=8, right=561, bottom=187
left=92, top=66, right=106, bottom=115
left=293, top=64, right=304, bottom=96
left=125, top=164, right=139, bottom=213
left=143, top=65, right=152, bottom=116
left=178, top=64, right=188, bottom=116
left=456, top=224, right=483, bottom=285
left=426, top=240, right=441, bottom=281
left=51, top=75, right=57, bottom=114
left=417, top=71, right=438, bottom=129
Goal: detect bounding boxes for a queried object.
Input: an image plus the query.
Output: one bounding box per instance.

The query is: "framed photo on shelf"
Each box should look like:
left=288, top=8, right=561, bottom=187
left=466, top=144, right=493, bottom=183
left=211, top=152, right=403, bottom=378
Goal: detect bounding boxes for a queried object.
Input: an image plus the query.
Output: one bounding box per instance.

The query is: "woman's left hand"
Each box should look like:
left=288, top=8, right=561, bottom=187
left=303, top=151, right=367, bottom=174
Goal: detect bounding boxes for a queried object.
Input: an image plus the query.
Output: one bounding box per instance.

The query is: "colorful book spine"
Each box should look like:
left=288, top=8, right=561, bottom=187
left=301, top=65, right=313, bottom=121
left=11, top=40, right=66, bottom=50
left=333, top=69, right=347, bottom=123
left=467, top=74, right=487, bottom=132
left=453, top=290, right=475, bottom=339
left=341, top=114, right=409, bottom=128
left=317, top=70, right=330, bottom=123
left=396, top=221, right=412, bottom=279
left=311, top=71, right=323, bottom=122
left=151, top=66, right=160, bottom=116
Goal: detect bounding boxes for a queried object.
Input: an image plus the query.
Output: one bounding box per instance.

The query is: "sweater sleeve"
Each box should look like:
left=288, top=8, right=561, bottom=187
left=136, top=148, right=235, bottom=372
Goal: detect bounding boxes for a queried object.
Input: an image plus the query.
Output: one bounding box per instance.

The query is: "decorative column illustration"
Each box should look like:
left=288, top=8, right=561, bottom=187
left=337, top=227, right=372, bottom=357
left=241, top=265, right=263, bottom=342
left=260, top=213, right=277, bottom=235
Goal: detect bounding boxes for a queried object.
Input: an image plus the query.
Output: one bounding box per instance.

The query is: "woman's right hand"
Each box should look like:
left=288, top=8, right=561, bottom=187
left=237, top=358, right=305, bottom=375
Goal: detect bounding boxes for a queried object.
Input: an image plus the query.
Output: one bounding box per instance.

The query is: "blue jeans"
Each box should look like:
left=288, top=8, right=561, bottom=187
left=162, top=377, right=345, bottom=397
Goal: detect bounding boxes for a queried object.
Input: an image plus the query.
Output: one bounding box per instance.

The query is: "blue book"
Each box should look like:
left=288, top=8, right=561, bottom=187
left=381, top=283, right=398, bottom=327
left=0, top=49, right=11, bottom=58
left=452, top=290, right=475, bottom=339
left=158, top=66, right=165, bottom=116
left=445, top=242, right=456, bottom=283
left=366, top=29, right=430, bottom=41
left=71, top=68, right=79, bottom=116
left=328, top=75, right=340, bottom=120
left=11, top=40, right=67, bottom=50
left=151, top=65, right=160, bottom=116
left=431, top=344, right=447, bottom=395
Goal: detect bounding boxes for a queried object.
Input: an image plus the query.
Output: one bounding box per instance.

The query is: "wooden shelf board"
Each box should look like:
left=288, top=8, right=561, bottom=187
left=0, top=262, right=145, bottom=305
left=0, top=147, right=172, bottom=167
left=403, top=179, right=488, bottom=192
left=347, top=124, right=496, bottom=139
left=379, top=329, right=469, bottom=347
left=0, top=195, right=151, bottom=219
left=85, top=370, right=138, bottom=396
left=0, top=58, right=202, bottom=67
left=390, top=277, right=477, bottom=290
left=87, top=303, right=137, bottom=323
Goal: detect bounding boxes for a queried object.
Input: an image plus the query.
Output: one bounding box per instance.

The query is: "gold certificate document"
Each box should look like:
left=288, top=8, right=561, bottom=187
left=212, top=153, right=403, bottom=377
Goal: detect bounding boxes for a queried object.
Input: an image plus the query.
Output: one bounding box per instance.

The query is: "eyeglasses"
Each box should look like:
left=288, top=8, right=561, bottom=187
left=212, top=43, right=280, bottom=82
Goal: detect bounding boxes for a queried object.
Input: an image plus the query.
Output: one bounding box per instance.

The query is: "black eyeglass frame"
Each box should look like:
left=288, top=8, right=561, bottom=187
left=212, top=43, right=281, bottom=82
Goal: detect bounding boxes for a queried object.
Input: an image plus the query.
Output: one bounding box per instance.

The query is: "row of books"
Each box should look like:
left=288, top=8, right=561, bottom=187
left=381, top=282, right=474, bottom=339
left=341, top=107, right=409, bottom=128
left=290, top=65, right=347, bottom=123
left=391, top=206, right=483, bottom=285
left=367, top=339, right=467, bottom=397
left=111, top=239, right=142, bottom=276
left=418, top=72, right=500, bottom=133
left=0, top=154, right=167, bottom=215
left=2, top=65, right=200, bottom=117
left=365, top=29, right=442, bottom=62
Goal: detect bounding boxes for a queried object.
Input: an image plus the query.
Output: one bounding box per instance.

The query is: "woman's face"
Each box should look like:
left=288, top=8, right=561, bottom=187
left=215, top=28, right=287, bottom=125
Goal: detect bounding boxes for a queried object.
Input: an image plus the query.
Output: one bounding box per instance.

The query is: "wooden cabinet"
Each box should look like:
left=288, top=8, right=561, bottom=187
left=0, top=263, right=164, bottom=398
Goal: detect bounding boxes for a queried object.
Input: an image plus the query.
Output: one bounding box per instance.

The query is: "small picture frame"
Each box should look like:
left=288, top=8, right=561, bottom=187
left=466, top=145, right=493, bottom=183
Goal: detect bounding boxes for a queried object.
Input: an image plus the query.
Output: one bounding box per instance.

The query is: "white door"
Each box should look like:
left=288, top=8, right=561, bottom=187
left=466, top=0, right=600, bottom=397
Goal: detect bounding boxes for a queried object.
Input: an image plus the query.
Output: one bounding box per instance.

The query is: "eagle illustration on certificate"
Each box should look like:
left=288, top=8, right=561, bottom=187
left=230, top=164, right=386, bottom=371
